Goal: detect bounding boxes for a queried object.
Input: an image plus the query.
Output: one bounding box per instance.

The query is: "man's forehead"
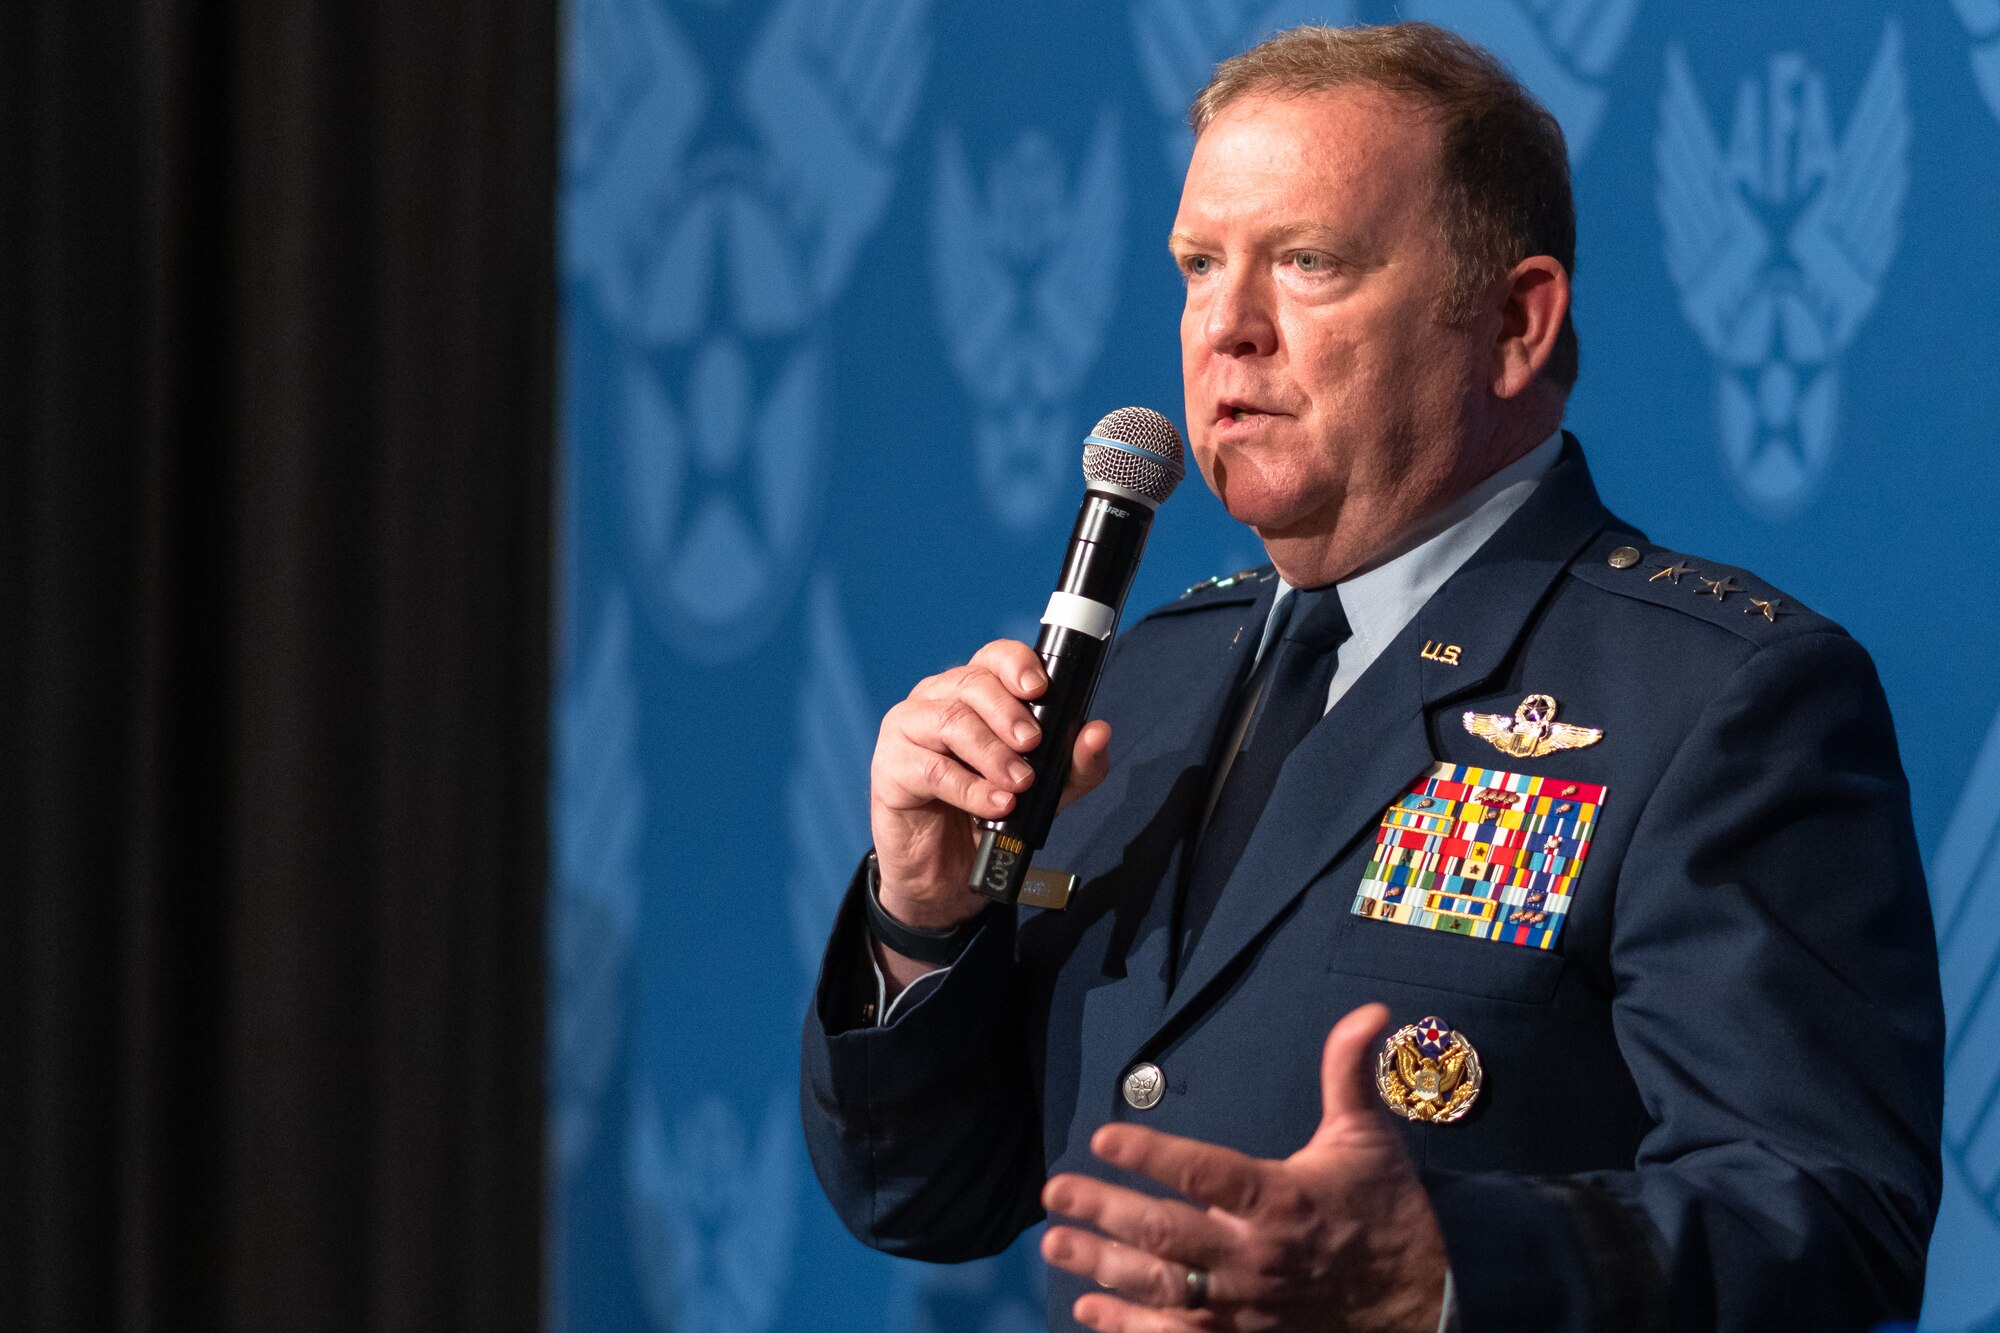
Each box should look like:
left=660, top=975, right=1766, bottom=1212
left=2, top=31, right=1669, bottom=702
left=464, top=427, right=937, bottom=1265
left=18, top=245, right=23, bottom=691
left=1197, top=85, right=1440, bottom=170
left=1175, top=87, right=1440, bottom=236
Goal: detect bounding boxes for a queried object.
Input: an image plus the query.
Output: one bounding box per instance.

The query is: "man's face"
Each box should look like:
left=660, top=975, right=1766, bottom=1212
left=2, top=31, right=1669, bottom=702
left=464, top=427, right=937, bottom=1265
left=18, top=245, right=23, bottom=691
left=1171, top=89, right=1490, bottom=549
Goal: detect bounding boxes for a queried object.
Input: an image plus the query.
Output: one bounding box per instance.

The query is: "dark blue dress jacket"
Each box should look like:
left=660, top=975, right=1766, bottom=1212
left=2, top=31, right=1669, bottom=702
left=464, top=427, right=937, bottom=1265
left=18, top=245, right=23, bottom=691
left=802, top=440, right=1944, bottom=1332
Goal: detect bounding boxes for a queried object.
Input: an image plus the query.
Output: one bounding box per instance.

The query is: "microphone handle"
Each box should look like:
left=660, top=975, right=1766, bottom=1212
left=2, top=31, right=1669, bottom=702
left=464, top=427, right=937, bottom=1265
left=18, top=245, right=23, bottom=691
left=969, top=489, right=1155, bottom=904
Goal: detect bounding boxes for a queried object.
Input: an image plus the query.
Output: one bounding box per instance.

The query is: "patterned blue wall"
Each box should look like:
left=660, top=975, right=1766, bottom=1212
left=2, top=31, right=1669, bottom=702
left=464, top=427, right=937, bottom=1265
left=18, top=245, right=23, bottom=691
left=553, top=1, right=2000, bottom=1327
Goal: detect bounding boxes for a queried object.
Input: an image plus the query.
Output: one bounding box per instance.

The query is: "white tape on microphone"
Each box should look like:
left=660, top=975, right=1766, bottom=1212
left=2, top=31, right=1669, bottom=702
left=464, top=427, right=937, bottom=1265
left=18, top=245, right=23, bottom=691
left=1041, top=590, right=1117, bottom=641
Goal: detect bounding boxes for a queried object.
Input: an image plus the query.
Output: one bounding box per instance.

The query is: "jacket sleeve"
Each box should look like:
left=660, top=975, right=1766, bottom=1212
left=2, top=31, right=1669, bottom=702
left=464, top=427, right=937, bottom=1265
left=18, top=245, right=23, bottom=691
left=799, top=858, right=1046, bottom=1261
left=1429, top=629, right=1946, bottom=1333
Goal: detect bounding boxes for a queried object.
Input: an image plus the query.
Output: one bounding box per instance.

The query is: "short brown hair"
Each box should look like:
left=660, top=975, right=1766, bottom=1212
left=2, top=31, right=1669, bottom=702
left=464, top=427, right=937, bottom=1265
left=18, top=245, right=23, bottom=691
left=1191, top=22, right=1579, bottom=390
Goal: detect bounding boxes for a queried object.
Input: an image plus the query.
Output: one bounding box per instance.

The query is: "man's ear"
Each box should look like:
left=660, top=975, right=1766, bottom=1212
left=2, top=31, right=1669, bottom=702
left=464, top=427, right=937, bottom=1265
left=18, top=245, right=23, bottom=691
left=1490, top=256, right=1570, bottom=400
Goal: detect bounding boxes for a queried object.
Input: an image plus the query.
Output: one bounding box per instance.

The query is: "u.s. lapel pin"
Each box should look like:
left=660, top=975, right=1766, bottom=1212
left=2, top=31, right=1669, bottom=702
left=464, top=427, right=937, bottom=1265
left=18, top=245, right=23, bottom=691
left=1463, top=694, right=1603, bottom=759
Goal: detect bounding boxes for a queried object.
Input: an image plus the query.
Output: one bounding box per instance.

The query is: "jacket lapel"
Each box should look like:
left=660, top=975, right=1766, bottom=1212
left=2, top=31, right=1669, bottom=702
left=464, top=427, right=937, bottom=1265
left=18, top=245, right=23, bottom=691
left=1043, top=578, right=1278, bottom=1031
left=1149, top=440, right=1615, bottom=1040
left=1408, top=440, right=1623, bottom=717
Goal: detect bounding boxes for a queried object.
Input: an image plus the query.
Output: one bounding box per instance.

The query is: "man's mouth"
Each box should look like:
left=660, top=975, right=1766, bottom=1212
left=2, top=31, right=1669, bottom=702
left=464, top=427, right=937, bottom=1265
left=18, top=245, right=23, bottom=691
left=1219, top=400, right=1276, bottom=426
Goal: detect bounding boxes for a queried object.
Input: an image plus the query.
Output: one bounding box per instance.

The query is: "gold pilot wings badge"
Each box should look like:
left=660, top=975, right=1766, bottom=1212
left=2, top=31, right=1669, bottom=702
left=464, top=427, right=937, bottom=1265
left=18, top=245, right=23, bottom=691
left=1463, top=693, right=1603, bottom=759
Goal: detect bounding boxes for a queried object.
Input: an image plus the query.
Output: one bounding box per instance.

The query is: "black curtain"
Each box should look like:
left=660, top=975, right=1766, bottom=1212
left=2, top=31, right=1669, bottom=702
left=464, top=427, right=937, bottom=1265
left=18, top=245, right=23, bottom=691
left=1, top=1, right=554, bottom=1329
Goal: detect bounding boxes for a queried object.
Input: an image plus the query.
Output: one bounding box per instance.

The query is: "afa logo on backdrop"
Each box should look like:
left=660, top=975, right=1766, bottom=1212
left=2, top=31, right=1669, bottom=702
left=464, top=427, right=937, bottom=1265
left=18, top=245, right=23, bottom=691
left=1949, top=0, right=2000, bottom=125
left=564, top=0, right=933, bottom=662
left=1131, top=0, right=1358, bottom=172
left=1132, top=0, right=1638, bottom=172
left=1655, top=23, right=1907, bottom=523
left=1404, top=0, right=1640, bottom=161
left=931, top=111, right=1126, bottom=532
left=625, top=1084, right=800, bottom=1333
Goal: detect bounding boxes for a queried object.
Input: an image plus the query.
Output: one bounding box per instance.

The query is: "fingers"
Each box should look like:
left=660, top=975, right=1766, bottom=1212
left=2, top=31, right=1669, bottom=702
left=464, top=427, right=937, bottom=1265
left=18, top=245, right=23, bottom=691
left=1088, top=1123, right=1273, bottom=1218
left=910, top=663, right=1041, bottom=787
left=874, top=643, right=1046, bottom=818
left=1318, top=1002, right=1393, bottom=1126
left=1070, top=1290, right=1200, bottom=1333
left=1043, top=1171, right=1235, bottom=1267
left=1041, top=1228, right=1213, bottom=1317
left=1061, top=719, right=1113, bottom=808
left=872, top=722, right=1018, bottom=820
left=967, top=638, right=1049, bottom=697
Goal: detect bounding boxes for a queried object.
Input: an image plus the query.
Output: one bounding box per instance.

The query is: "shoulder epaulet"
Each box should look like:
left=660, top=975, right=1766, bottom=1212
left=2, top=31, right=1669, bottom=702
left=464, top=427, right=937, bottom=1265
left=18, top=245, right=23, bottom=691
left=1181, top=565, right=1272, bottom=599
left=1567, top=531, right=1838, bottom=644
left=1136, top=564, right=1276, bottom=622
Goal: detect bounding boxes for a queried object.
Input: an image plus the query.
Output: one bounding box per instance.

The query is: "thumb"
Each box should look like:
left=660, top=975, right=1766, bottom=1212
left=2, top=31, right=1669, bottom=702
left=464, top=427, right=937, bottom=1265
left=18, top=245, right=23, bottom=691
left=1319, top=1002, right=1393, bottom=1127
left=1059, top=720, right=1112, bottom=809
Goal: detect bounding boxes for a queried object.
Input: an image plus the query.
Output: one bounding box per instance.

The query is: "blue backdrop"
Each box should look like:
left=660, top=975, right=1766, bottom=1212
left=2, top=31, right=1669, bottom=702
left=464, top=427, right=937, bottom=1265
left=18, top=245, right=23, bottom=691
left=552, top=1, right=2000, bottom=1327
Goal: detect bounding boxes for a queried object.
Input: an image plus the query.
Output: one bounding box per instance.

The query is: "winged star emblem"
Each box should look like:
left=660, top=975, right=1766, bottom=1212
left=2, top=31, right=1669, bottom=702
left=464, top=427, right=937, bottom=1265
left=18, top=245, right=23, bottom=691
left=1405, top=0, right=1642, bottom=162
left=1655, top=24, right=1907, bottom=520
left=563, top=0, right=933, bottom=658
left=932, top=110, right=1125, bottom=531
left=1130, top=0, right=1360, bottom=172
left=1464, top=694, right=1603, bottom=759
left=626, top=1085, right=798, bottom=1333
left=1947, top=0, right=2000, bottom=127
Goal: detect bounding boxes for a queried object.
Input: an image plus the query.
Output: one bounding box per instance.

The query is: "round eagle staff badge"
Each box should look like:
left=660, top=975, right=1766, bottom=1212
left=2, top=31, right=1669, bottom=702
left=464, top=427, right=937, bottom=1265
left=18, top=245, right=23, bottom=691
left=1376, top=1016, right=1483, bottom=1123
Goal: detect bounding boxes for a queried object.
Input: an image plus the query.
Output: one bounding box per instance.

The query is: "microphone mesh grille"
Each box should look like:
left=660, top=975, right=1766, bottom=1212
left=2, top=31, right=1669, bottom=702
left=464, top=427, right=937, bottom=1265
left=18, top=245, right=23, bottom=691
left=1081, top=407, right=1186, bottom=506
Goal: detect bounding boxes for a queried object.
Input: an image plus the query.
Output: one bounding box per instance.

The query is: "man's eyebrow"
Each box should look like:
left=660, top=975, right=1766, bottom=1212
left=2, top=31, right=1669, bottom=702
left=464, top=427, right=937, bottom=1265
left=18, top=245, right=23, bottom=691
left=1268, top=222, right=1358, bottom=250
left=1166, top=223, right=1365, bottom=255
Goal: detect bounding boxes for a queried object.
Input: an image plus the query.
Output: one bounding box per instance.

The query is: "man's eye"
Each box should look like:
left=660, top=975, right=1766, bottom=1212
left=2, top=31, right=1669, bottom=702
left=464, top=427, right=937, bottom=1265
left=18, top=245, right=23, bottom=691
left=1182, top=255, right=1213, bottom=278
left=1293, top=251, right=1328, bottom=272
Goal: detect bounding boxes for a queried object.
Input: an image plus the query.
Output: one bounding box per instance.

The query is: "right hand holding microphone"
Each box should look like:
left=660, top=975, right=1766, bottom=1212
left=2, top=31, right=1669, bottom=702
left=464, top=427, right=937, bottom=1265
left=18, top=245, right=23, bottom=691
left=869, top=638, right=1112, bottom=937
left=865, top=406, right=1184, bottom=969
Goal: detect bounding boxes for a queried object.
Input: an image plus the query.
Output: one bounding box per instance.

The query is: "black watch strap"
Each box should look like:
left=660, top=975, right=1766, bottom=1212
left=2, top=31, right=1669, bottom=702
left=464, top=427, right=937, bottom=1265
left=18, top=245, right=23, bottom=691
left=861, top=852, right=990, bottom=967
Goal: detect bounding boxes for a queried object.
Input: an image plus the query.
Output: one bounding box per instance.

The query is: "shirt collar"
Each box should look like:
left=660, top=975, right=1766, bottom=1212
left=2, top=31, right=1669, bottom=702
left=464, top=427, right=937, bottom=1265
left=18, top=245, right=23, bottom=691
left=1258, top=428, right=1565, bottom=663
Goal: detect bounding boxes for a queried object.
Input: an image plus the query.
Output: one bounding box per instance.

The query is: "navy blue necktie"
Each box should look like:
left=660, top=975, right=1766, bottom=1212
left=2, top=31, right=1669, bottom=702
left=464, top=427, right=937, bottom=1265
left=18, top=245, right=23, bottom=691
left=1178, top=586, right=1352, bottom=972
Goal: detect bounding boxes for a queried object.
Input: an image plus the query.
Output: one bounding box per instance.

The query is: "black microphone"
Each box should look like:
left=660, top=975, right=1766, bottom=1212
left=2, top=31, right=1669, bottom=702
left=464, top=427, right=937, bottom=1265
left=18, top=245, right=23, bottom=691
left=968, top=407, right=1186, bottom=905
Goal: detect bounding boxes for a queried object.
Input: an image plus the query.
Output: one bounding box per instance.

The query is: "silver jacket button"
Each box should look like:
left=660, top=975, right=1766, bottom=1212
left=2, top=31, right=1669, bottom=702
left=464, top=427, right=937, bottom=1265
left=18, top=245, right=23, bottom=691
left=1122, top=1062, right=1166, bottom=1110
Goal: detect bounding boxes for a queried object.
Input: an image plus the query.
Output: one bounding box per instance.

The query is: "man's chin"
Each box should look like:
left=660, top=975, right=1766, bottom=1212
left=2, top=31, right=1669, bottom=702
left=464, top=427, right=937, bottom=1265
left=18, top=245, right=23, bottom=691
left=1217, top=486, right=1320, bottom=538
left=1206, top=454, right=1323, bottom=524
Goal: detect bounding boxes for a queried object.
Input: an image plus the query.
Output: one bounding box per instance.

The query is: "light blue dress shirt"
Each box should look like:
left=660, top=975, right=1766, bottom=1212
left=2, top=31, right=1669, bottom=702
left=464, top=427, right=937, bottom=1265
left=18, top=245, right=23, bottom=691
left=1204, top=428, right=1564, bottom=822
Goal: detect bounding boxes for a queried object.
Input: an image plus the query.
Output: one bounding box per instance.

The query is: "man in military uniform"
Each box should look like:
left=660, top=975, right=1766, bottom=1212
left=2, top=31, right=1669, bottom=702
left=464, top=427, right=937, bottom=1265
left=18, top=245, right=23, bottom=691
left=802, top=22, right=1943, bottom=1332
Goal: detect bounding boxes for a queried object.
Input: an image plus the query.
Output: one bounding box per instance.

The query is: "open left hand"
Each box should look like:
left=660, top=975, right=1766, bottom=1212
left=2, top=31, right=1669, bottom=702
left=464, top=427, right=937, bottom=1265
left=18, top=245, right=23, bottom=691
left=1040, top=1003, right=1449, bottom=1332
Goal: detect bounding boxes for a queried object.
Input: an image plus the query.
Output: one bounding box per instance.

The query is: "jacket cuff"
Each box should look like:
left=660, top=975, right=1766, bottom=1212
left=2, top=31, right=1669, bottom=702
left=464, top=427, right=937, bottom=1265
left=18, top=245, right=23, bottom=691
left=1425, top=1172, right=1666, bottom=1333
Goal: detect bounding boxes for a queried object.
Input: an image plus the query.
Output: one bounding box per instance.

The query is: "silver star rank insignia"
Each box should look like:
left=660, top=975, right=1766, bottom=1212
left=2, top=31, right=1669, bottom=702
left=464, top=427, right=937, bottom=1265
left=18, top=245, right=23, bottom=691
left=1649, top=561, right=1697, bottom=585
left=1746, top=597, right=1784, bottom=622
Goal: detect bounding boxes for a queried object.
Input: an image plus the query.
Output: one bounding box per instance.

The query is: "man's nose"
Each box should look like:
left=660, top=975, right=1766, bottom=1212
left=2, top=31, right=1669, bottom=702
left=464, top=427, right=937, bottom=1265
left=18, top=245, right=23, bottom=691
left=1202, top=268, right=1277, bottom=357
